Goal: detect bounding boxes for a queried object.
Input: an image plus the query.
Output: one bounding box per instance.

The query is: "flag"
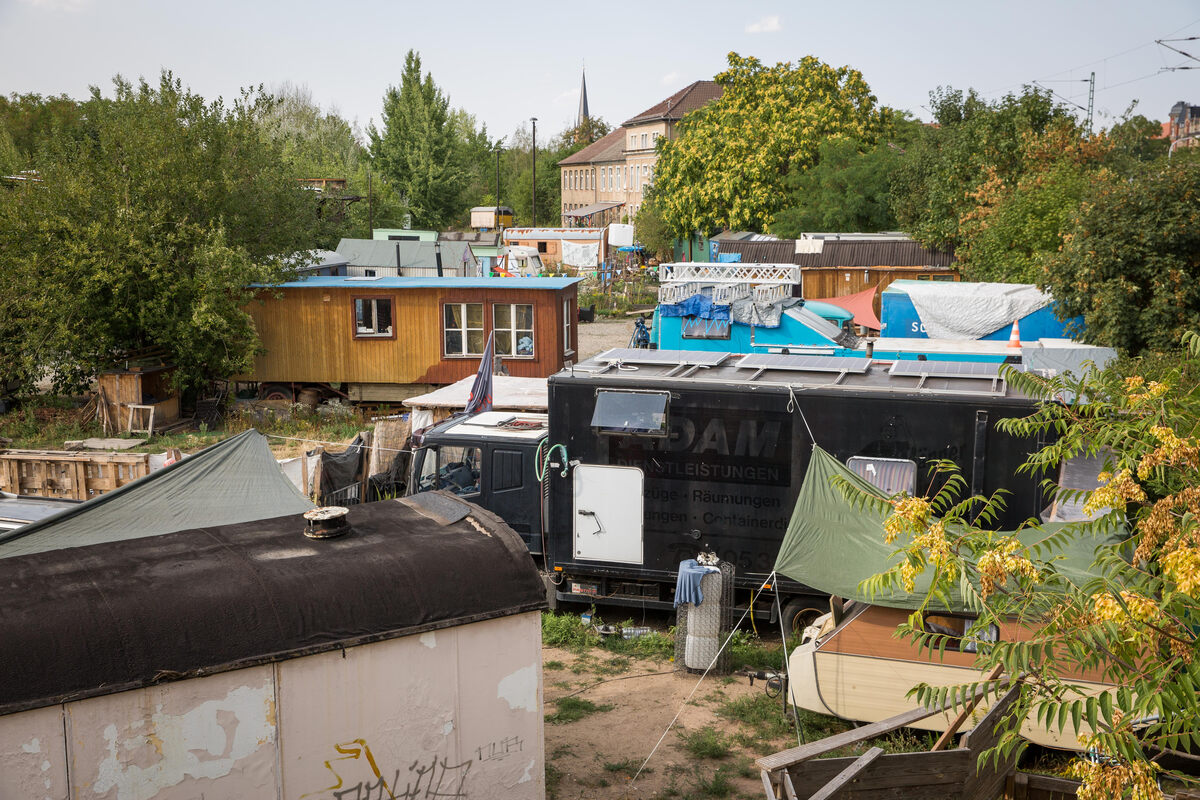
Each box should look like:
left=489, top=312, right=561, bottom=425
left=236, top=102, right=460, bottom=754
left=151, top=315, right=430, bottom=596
left=464, top=331, right=495, bottom=416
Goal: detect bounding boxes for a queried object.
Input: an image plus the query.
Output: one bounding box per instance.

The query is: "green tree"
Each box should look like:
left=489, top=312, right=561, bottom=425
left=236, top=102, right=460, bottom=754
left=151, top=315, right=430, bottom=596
left=0, top=72, right=328, bottom=393
left=1040, top=156, right=1200, bottom=354
left=368, top=50, right=487, bottom=230
left=0, top=92, right=82, bottom=161
left=860, top=342, right=1200, bottom=799
left=652, top=53, right=891, bottom=236
left=890, top=86, right=1078, bottom=253
left=633, top=187, right=674, bottom=260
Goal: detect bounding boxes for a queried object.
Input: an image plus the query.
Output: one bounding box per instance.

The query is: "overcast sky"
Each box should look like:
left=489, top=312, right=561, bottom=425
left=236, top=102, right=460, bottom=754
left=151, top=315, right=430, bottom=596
left=3, top=0, right=1199, bottom=145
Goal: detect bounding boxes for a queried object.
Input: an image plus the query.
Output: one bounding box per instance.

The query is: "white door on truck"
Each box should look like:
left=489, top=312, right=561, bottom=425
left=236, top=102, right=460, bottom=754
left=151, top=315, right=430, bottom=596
left=572, top=465, right=644, bottom=564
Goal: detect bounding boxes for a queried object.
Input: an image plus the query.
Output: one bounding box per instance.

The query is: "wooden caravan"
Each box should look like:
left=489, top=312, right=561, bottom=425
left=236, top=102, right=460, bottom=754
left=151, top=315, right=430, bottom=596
left=244, top=276, right=581, bottom=402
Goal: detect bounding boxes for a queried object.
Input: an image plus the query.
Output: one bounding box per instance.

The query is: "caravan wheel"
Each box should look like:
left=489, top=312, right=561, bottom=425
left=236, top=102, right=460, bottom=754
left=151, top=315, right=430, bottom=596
left=781, top=599, right=825, bottom=640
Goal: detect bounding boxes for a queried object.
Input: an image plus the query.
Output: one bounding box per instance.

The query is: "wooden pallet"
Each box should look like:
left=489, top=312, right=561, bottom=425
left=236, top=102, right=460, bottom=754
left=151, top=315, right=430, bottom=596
left=0, top=449, right=150, bottom=500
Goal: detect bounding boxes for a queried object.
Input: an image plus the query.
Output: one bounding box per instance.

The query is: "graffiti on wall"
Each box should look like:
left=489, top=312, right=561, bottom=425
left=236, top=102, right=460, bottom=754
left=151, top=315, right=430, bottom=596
left=302, top=739, right=473, bottom=800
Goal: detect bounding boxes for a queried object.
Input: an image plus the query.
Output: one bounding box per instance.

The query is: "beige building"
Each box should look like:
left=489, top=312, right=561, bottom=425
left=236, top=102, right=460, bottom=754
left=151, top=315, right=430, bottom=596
left=558, top=80, right=722, bottom=227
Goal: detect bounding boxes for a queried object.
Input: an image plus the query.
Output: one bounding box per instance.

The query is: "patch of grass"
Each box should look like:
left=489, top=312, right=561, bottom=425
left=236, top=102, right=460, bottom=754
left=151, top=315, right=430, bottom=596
left=544, top=660, right=565, bottom=670
left=544, top=696, right=614, bottom=724
left=549, top=744, right=574, bottom=759
left=602, top=758, right=646, bottom=776
left=592, top=655, right=631, bottom=676
left=693, top=766, right=736, bottom=798
left=545, top=763, right=563, bottom=799
left=679, top=725, right=732, bottom=759
left=551, top=680, right=573, bottom=689
left=731, top=755, right=755, bottom=779
left=600, top=628, right=676, bottom=661
left=727, top=630, right=784, bottom=671
left=542, top=611, right=599, bottom=651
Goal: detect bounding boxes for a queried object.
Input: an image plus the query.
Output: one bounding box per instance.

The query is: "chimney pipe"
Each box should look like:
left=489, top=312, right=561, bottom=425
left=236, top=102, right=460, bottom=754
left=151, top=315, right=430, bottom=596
left=303, top=506, right=352, bottom=539
left=435, top=241, right=444, bottom=277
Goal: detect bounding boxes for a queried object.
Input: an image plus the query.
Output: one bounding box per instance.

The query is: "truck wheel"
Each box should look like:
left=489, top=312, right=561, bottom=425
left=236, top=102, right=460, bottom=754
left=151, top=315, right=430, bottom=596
left=260, top=383, right=294, bottom=402
left=781, top=598, right=825, bottom=640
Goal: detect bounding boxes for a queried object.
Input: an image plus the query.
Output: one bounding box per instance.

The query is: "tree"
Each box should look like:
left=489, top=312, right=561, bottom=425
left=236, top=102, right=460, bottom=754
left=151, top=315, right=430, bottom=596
left=0, top=72, right=330, bottom=393
left=368, top=51, right=489, bottom=230
left=890, top=86, right=1078, bottom=253
left=633, top=186, right=674, bottom=261
left=1039, top=156, right=1200, bottom=354
left=859, top=342, right=1200, bottom=799
left=652, top=53, right=891, bottom=236
left=0, top=93, right=82, bottom=162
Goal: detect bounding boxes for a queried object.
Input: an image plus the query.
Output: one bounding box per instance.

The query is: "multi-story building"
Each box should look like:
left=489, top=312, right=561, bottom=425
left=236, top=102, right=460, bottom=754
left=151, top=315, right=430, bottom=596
left=1168, top=101, right=1200, bottom=154
left=558, top=80, right=722, bottom=227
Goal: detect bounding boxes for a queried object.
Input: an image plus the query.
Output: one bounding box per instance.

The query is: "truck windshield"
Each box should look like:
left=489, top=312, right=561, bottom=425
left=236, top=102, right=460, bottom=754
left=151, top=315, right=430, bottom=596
left=416, top=445, right=482, bottom=497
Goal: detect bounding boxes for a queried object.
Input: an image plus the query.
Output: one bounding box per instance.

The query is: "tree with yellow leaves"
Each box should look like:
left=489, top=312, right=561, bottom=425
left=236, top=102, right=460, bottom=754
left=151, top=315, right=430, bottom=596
left=856, top=337, right=1200, bottom=798
left=651, top=53, right=891, bottom=237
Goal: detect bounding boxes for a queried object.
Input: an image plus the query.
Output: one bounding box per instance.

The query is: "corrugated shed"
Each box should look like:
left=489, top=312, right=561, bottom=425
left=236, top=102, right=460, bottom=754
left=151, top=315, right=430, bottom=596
left=720, top=239, right=956, bottom=268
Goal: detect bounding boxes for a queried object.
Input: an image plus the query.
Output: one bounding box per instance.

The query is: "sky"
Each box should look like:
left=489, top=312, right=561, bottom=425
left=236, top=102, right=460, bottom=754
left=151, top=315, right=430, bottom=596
left=2, top=0, right=1200, bottom=144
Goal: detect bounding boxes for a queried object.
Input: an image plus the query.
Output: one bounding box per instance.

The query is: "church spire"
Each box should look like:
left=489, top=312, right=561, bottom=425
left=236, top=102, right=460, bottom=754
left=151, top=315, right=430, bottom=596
left=576, top=68, right=590, bottom=128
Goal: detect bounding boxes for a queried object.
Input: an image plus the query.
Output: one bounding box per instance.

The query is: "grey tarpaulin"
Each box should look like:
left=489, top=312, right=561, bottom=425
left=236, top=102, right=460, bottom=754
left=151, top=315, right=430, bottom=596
left=0, top=429, right=313, bottom=558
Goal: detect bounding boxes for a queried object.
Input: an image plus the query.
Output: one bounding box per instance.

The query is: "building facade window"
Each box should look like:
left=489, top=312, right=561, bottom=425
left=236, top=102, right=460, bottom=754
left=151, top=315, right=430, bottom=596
left=641, top=133, right=647, bottom=148
left=494, top=303, right=534, bottom=357
left=443, top=302, right=484, bottom=356
left=353, top=297, right=394, bottom=338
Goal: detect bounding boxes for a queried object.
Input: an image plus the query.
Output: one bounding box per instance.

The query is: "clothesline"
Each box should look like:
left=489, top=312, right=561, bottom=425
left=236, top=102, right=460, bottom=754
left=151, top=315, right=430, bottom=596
left=264, top=433, right=413, bottom=455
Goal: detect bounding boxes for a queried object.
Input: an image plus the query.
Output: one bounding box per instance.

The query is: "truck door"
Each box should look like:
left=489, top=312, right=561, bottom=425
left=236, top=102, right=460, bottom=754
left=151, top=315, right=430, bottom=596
left=572, top=465, right=643, bottom=564
left=488, top=445, right=543, bottom=554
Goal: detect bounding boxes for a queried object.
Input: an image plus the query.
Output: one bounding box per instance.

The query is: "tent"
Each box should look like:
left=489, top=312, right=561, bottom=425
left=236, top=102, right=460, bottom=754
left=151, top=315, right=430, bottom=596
left=0, top=429, right=313, bottom=559
left=808, top=286, right=883, bottom=331
left=773, top=445, right=1121, bottom=612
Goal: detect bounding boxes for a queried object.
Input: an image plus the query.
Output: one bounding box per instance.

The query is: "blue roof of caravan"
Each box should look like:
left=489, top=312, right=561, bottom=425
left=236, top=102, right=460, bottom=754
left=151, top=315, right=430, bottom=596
left=267, top=276, right=582, bottom=290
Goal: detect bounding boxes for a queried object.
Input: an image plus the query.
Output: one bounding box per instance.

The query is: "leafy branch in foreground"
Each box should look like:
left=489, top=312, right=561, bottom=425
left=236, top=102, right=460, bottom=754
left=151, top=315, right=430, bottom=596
left=845, top=344, right=1200, bottom=798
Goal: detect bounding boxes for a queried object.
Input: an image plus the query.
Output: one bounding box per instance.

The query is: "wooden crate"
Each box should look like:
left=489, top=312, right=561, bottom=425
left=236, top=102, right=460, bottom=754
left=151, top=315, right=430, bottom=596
left=0, top=450, right=150, bottom=500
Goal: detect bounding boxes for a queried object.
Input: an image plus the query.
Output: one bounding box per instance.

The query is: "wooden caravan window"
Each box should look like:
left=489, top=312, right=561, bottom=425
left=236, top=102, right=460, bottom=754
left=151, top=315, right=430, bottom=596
left=353, top=296, right=394, bottom=339
left=920, top=614, right=999, bottom=653
left=444, top=303, right=484, bottom=356
left=494, top=303, right=534, bottom=357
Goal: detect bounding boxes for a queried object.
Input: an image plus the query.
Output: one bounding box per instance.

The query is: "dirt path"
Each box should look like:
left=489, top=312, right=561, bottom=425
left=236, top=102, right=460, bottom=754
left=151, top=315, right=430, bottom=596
left=577, top=317, right=639, bottom=360
left=543, top=645, right=793, bottom=800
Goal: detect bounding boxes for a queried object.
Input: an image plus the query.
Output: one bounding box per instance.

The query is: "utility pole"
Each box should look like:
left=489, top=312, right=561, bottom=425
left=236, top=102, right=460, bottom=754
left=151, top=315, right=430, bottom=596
left=1087, top=72, right=1095, bottom=136
left=367, top=172, right=374, bottom=237
left=531, top=117, right=538, bottom=227
left=494, top=142, right=502, bottom=230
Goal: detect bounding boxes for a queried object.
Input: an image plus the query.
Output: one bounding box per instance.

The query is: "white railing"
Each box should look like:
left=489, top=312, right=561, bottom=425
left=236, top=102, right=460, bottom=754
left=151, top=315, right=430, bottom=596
left=712, top=284, right=752, bottom=304
left=753, top=283, right=791, bottom=304
left=659, top=282, right=705, bottom=304
left=660, top=262, right=799, bottom=285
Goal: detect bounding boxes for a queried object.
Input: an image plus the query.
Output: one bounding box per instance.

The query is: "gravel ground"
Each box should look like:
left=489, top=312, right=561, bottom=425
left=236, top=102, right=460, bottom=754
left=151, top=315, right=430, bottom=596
left=577, top=317, right=640, bottom=360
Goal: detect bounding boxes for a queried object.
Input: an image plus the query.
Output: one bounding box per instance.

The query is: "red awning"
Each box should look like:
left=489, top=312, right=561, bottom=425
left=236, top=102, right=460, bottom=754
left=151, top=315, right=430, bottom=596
left=810, top=286, right=882, bottom=331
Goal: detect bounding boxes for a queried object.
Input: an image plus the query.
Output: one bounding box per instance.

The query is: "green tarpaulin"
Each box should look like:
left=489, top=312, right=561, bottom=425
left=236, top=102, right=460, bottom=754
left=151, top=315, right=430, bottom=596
left=772, top=445, right=1120, bottom=612
left=0, top=429, right=314, bottom=559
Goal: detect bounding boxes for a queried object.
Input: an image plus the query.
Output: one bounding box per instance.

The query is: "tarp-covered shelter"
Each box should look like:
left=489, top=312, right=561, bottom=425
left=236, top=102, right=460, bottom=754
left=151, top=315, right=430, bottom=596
left=0, top=496, right=547, bottom=800
left=404, top=375, right=549, bottom=431
left=0, top=429, right=313, bottom=558
left=808, top=285, right=883, bottom=331
left=773, top=446, right=1121, bottom=612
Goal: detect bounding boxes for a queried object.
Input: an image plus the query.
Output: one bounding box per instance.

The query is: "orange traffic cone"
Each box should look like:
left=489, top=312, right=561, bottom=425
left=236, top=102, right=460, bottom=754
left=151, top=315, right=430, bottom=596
left=1007, top=319, right=1022, bottom=350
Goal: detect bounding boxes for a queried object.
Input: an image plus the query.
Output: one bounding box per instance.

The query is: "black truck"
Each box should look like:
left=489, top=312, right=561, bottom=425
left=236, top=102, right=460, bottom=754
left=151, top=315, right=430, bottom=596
left=410, top=349, right=1046, bottom=633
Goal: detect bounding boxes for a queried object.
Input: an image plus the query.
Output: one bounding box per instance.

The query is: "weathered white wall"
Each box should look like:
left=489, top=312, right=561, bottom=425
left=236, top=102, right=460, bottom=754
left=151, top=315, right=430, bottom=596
left=0, top=612, right=543, bottom=800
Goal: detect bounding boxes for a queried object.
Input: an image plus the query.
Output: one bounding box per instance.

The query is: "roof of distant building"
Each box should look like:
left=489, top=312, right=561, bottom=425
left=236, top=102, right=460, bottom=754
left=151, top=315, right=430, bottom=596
left=718, top=238, right=956, bottom=268
left=623, top=80, right=723, bottom=127
left=336, top=238, right=478, bottom=268
left=439, top=231, right=501, bottom=246
left=270, top=275, right=581, bottom=290
left=558, top=126, right=628, bottom=166
left=502, top=227, right=602, bottom=241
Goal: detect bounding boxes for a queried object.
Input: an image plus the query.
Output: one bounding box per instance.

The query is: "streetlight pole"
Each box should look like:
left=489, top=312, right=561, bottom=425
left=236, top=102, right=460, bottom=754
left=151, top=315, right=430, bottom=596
left=494, top=141, right=502, bottom=229
left=530, top=117, right=538, bottom=227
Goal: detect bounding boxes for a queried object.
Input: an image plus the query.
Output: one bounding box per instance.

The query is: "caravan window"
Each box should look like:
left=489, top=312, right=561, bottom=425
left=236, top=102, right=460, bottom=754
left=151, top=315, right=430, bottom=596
left=591, top=390, right=670, bottom=437
left=681, top=317, right=731, bottom=340
left=847, top=456, right=917, bottom=496
left=920, top=614, right=999, bottom=653
left=353, top=297, right=394, bottom=338
left=444, top=303, right=484, bottom=356
left=494, top=303, right=535, bottom=357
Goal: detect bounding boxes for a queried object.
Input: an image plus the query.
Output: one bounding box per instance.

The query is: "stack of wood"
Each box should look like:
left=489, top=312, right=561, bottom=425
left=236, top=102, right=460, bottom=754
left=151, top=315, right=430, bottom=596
left=0, top=449, right=150, bottom=500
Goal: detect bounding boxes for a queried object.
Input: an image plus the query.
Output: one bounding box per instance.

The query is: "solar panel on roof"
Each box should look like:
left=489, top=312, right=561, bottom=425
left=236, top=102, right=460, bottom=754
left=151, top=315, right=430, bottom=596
left=888, top=360, right=1004, bottom=379
left=595, top=348, right=731, bottom=367
left=735, top=353, right=871, bottom=374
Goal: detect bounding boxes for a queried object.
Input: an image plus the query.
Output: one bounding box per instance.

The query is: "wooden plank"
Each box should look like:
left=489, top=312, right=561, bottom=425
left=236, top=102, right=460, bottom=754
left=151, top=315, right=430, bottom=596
left=757, top=685, right=991, bottom=772
left=760, top=769, right=779, bottom=800
left=785, top=750, right=969, bottom=798
left=959, top=684, right=1023, bottom=799
left=932, top=664, right=1006, bottom=750
left=808, top=747, right=883, bottom=800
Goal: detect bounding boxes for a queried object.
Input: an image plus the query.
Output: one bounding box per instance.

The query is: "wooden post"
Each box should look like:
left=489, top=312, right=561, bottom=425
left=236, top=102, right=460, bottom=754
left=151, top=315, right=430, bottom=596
left=808, top=747, right=883, bottom=800
left=931, top=663, right=1006, bottom=751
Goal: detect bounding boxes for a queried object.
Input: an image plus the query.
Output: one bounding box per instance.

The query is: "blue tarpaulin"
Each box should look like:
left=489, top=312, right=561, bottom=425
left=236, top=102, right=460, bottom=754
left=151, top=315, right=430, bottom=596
left=716, top=253, right=742, bottom=263
left=657, top=294, right=730, bottom=320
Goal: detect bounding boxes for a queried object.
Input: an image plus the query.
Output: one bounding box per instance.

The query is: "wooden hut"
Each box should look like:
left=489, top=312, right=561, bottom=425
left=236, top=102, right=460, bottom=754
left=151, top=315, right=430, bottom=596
left=243, top=276, right=581, bottom=402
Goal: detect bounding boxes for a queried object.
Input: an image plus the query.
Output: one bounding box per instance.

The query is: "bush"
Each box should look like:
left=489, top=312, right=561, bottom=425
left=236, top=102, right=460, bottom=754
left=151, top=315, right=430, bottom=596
left=679, top=725, right=732, bottom=759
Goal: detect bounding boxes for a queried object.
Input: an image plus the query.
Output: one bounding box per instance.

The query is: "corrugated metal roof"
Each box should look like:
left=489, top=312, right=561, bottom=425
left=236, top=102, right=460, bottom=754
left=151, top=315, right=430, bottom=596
left=558, top=126, right=629, bottom=166
left=719, top=239, right=957, bottom=268
left=502, top=228, right=602, bottom=241
left=623, top=81, right=723, bottom=126
left=563, top=201, right=624, bottom=218
left=335, top=238, right=477, bottom=269
left=270, top=276, right=581, bottom=290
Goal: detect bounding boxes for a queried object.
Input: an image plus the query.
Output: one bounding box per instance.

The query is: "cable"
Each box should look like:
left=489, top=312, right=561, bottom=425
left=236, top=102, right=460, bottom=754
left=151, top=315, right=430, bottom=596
left=628, top=572, right=775, bottom=791
left=264, top=433, right=411, bottom=454
left=563, top=670, right=675, bottom=698
left=786, top=386, right=816, bottom=446
left=774, top=587, right=808, bottom=747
